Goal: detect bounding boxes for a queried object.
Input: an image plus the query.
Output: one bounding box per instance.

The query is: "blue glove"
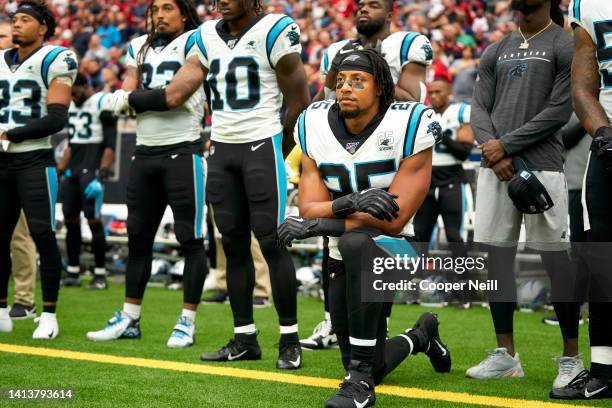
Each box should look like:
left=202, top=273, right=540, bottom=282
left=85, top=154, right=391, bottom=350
left=64, top=168, right=72, bottom=178
left=84, top=178, right=104, bottom=200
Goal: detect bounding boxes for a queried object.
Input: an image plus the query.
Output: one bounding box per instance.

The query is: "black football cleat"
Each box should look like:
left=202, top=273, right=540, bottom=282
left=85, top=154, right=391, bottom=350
left=411, top=312, right=451, bottom=373
left=550, top=370, right=612, bottom=400
left=88, top=275, right=108, bottom=290
left=324, top=361, right=376, bottom=408
left=200, top=335, right=261, bottom=362
left=276, top=340, right=301, bottom=369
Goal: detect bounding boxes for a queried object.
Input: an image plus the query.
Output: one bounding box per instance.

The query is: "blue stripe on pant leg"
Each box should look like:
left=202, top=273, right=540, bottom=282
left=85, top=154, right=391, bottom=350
left=272, top=133, right=287, bottom=225
left=46, top=167, right=58, bottom=232
left=193, top=155, right=205, bottom=239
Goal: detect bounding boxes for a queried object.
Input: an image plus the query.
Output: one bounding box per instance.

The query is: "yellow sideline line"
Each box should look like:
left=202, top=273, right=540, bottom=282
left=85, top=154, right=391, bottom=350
left=0, top=343, right=592, bottom=408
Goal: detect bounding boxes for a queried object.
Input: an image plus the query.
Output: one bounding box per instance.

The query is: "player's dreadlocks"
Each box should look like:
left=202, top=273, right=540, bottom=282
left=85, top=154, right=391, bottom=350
left=136, top=0, right=200, bottom=87
left=15, top=0, right=57, bottom=40
left=360, top=48, right=395, bottom=111
left=213, top=0, right=264, bottom=15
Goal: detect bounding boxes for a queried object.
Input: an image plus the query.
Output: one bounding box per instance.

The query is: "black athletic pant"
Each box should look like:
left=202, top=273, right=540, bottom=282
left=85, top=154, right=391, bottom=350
left=583, top=148, right=612, bottom=376
left=206, top=136, right=297, bottom=330
left=61, top=171, right=106, bottom=269
left=125, top=145, right=208, bottom=305
left=0, top=150, right=62, bottom=305
left=328, top=228, right=421, bottom=383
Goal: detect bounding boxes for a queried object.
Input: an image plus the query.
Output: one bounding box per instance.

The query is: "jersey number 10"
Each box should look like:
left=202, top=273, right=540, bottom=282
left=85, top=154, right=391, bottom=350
left=208, top=57, right=261, bottom=110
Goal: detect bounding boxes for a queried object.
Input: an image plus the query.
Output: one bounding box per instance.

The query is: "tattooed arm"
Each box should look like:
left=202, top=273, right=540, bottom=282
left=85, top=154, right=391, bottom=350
left=572, top=26, right=611, bottom=136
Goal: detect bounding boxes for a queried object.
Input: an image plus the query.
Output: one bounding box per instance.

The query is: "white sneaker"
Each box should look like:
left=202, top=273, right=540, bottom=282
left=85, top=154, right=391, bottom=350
left=0, top=308, right=13, bottom=333
left=466, top=348, right=525, bottom=379
left=553, top=356, right=585, bottom=389
left=86, top=311, right=141, bottom=341
left=32, top=312, right=58, bottom=340
left=166, top=316, right=195, bottom=348
left=299, top=319, right=338, bottom=350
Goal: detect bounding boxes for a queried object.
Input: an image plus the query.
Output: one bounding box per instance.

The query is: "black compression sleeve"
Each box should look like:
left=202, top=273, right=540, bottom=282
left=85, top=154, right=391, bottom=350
left=100, top=111, right=117, bottom=151
left=562, top=121, right=587, bottom=150
left=128, top=89, right=169, bottom=113
left=6, top=104, right=68, bottom=143
left=441, top=131, right=472, bottom=161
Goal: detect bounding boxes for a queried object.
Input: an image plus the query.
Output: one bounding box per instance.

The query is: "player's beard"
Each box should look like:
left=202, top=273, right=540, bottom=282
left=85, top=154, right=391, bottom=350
left=356, top=18, right=385, bottom=38
left=510, top=0, right=540, bottom=14
left=339, top=107, right=361, bottom=119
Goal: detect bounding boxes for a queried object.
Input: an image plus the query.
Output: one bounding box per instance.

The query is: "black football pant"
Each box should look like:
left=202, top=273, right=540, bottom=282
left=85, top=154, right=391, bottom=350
left=583, top=149, right=612, bottom=378
left=126, top=152, right=208, bottom=305
left=206, top=135, right=297, bottom=330
left=61, top=172, right=106, bottom=269
left=0, top=150, right=62, bottom=305
left=328, top=227, right=421, bottom=383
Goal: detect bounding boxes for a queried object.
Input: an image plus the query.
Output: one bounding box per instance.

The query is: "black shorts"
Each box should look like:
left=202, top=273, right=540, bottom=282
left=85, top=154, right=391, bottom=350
left=0, top=150, right=58, bottom=235
left=61, top=171, right=102, bottom=220
left=127, top=145, right=206, bottom=243
left=206, top=134, right=286, bottom=238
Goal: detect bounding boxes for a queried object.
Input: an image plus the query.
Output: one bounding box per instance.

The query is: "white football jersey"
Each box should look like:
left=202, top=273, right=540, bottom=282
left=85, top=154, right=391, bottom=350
left=126, top=30, right=204, bottom=147
left=432, top=102, right=471, bottom=167
left=0, top=45, right=78, bottom=153
left=295, top=100, right=438, bottom=260
left=569, top=0, right=612, bottom=122
left=320, top=31, right=433, bottom=84
left=188, top=14, right=301, bottom=143
left=68, top=92, right=113, bottom=145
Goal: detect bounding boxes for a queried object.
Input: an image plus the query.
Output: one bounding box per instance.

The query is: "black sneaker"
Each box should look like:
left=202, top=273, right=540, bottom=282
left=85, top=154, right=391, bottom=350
left=201, top=290, right=228, bottom=304
left=324, top=361, right=376, bottom=408
left=410, top=312, right=451, bottom=373
left=88, top=275, right=108, bottom=290
left=550, top=370, right=612, bottom=399
left=9, top=303, right=36, bottom=320
left=276, top=340, right=301, bottom=369
left=200, top=334, right=261, bottom=362
left=253, top=296, right=271, bottom=308
left=61, top=273, right=82, bottom=287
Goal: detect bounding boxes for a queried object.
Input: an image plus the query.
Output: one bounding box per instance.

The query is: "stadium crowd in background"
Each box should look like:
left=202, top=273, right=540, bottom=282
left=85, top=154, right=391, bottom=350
left=0, top=0, right=574, bottom=99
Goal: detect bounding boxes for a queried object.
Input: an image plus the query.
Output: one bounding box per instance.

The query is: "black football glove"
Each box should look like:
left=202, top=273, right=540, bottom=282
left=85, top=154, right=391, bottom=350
left=332, top=188, right=399, bottom=221
left=594, top=127, right=612, bottom=173
left=277, top=216, right=345, bottom=247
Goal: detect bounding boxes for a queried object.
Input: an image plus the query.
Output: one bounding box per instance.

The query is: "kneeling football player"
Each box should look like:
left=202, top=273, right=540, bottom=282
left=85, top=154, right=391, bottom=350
left=278, top=49, right=451, bottom=408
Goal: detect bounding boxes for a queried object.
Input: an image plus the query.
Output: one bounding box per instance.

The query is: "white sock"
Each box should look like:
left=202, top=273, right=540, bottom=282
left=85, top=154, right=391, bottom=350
left=40, top=312, right=57, bottom=321
left=0, top=307, right=8, bottom=317
left=234, top=324, right=256, bottom=335
left=592, top=346, right=612, bottom=365
left=280, top=324, right=298, bottom=334
left=182, top=308, right=196, bottom=323
left=67, top=266, right=80, bottom=274
left=94, top=268, right=106, bottom=276
left=123, top=303, right=141, bottom=320
left=324, top=311, right=331, bottom=321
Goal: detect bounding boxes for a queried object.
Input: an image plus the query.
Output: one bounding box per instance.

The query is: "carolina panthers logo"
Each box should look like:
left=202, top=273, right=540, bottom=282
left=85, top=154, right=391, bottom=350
left=421, top=43, right=433, bottom=61
left=287, top=30, right=300, bottom=47
left=508, top=63, right=528, bottom=77
left=63, top=55, right=77, bottom=71
left=428, top=121, right=442, bottom=144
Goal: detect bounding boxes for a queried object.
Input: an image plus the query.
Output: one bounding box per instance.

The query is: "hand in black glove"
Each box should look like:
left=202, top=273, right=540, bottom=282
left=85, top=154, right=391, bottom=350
left=595, top=127, right=612, bottom=173
left=332, top=188, right=399, bottom=221
left=277, top=216, right=345, bottom=247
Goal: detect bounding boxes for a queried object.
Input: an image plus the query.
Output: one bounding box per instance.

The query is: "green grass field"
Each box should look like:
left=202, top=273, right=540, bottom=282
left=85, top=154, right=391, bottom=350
left=1, top=278, right=607, bottom=408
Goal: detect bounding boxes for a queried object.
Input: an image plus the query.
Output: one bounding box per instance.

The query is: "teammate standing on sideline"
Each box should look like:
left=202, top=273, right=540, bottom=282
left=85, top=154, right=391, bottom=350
left=302, top=0, right=433, bottom=351
left=57, top=73, right=117, bottom=290
left=86, top=0, right=208, bottom=349
left=551, top=0, right=612, bottom=399
left=278, top=49, right=450, bottom=408
left=116, top=0, right=311, bottom=368
left=0, top=19, right=38, bottom=321
left=468, top=0, right=582, bottom=391
left=413, top=78, right=474, bottom=307
left=0, top=1, right=78, bottom=339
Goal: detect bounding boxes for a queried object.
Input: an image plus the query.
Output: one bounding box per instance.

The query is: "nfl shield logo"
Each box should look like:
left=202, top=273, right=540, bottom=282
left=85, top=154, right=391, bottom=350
left=227, top=39, right=237, bottom=49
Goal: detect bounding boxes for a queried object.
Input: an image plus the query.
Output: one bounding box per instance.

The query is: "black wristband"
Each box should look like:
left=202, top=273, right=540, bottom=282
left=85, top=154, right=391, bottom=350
left=331, top=194, right=355, bottom=218
left=313, top=218, right=346, bottom=237
left=128, top=89, right=169, bottom=113
left=96, top=168, right=112, bottom=182
left=595, top=126, right=612, bottom=139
